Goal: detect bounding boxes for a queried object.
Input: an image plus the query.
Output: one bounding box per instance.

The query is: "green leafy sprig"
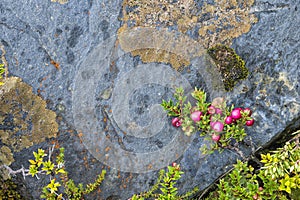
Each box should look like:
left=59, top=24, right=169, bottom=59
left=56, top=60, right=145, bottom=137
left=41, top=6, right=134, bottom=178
left=161, top=87, right=254, bottom=155
left=130, top=163, right=198, bottom=200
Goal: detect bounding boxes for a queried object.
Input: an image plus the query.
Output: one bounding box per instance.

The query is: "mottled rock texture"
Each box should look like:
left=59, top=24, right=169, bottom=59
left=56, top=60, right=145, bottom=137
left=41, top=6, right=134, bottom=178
left=0, top=0, right=299, bottom=199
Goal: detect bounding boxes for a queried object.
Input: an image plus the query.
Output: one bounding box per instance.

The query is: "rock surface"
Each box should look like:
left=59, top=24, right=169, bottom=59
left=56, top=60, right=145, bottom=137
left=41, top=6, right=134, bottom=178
left=0, top=0, right=299, bottom=199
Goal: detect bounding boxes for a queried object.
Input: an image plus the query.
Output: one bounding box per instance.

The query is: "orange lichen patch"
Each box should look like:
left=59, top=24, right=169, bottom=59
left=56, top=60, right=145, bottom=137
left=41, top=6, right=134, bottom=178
left=0, top=77, right=58, bottom=152
left=50, top=59, right=60, bottom=70
left=119, top=0, right=257, bottom=69
left=147, top=164, right=153, bottom=170
left=50, top=140, right=60, bottom=149
left=105, top=147, right=111, bottom=152
left=77, top=132, right=84, bottom=143
left=78, top=132, right=83, bottom=138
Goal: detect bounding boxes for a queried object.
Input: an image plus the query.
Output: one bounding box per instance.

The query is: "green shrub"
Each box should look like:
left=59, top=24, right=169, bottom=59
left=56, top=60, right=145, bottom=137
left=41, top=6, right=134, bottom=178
left=131, top=163, right=198, bottom=200
left=1, top=146, right=106, bottom=200
left=161, top=87, right=254, bottom=155
left=0, top=176, right=24, bottom=200
left=205, top=131, right=300, bottom=200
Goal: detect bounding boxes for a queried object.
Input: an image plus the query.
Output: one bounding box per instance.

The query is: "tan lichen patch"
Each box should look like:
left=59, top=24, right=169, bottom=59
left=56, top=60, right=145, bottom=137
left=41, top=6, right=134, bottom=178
left=118, top=27, right=205, bottom=71
left=131, top=49, right=189, bottom=71
left=0, top=146, right=15, bottom=180
left=0, top=77, right=58, bottom=152
left=51, top=0, right=68, bottom=4
left=198, top=0, right=257, bottom=48
left=278, top=72, right=294, bottom=90
left=122, top=0, right=196, bottom=27
left=0, top=146, right=14, bottom=166
left=119, top=0, right=257, bottom=69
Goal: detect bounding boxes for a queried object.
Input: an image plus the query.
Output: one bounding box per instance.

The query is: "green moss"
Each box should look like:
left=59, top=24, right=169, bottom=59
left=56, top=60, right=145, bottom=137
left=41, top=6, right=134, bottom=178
left=207, top=44, right=249, bottom=91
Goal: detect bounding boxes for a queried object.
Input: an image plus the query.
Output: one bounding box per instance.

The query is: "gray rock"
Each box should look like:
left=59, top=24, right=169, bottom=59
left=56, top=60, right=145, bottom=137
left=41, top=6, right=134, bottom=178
left=0, top=0, right=299, bottom=199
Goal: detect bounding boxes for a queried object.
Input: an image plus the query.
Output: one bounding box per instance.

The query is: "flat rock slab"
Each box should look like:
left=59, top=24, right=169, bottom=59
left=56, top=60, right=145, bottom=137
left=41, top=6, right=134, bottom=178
left=0, top=0, right=299, bottom=199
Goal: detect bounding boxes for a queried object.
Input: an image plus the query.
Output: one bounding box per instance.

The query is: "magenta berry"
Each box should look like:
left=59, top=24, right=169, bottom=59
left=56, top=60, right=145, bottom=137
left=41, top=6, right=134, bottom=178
left=211, top=121, right=224, bottom=132
left=191, top=111, right=202, bottom=122
left=243, top=108, right=252, bottom=116
left=231, top=109, right=242, bottom=120
left=224, top=116, right=233, bottom=125
left=215, top=108, right=222, bottom=115
left=246, top=118, right=255, bottom=126
left=212, top=133, right=221, bottom=142
left=207, top=105, right=215, bottom=115
left=172, top=117, right=182, bottom=127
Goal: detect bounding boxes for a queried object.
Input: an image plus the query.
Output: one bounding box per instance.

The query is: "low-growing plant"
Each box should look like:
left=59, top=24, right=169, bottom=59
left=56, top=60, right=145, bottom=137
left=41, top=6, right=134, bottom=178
left=204, top=130, right=300, bottom=200
left=161, top=87, right=254, bottom=155
left=0, top=176, right=24, bottom=200
left=0, top=63, right=5, bottom=85
left=259, top=131, right=300, bottom=197
left=130, top=163, right=198, bottom=200
left=0, top=145, right=106, bottom=200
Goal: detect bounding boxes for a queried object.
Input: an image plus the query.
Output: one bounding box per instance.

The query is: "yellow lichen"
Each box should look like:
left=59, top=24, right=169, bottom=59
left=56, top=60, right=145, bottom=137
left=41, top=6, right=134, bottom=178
left=198, top=0, right=257, bottom=48
left=51, top=0, right=68, bottom=4
left=131, top=49, right=189, bottom=71
left=118, top=27, right=206, bottom=71
left=0, top=146, right=14, bottom=166
left=0, top=146, right=14, bottom=180
left=0, top=77, right=58, bottom=152
left=119, top=0, right=257, bottom=70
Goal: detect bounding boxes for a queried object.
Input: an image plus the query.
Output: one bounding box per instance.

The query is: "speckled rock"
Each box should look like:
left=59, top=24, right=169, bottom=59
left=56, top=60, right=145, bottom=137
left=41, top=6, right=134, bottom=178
left=0, top=0, right=299, bottom=199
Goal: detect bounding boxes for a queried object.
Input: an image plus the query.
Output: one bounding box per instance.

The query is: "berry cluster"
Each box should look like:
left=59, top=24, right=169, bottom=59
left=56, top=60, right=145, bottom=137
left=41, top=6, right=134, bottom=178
left=161, top=87, right=255, bottom=153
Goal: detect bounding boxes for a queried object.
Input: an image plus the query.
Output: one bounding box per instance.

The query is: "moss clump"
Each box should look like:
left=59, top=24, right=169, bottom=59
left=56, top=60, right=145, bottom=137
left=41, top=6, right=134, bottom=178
left=0, top=177, right=24, bottom=200
left=207, top=44, right=249, bottom=91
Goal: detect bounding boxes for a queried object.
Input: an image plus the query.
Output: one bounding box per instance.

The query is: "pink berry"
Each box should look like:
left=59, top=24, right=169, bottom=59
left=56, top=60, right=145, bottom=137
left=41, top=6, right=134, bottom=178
left=243, top=108, right=252, bottom=116
left=224, top=116, right=233, bottom=125
left=215, top=108, right=222, bottom=115
left=212, top=133, right=221, bottom=142
left=211, top=121, right=224, bottom=132
left=207, top=105, right=216, bottom=115
left=253, top=194, right=259, bottom=200
left=246, top=118, right=255, bottom=126
left=172, top=162, right=177, bottom=167
left=231, top=109, right=242, bottom=120
left=172, top=117, right=182, bottom=127
left=191, top=111, right=202, bottom=122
